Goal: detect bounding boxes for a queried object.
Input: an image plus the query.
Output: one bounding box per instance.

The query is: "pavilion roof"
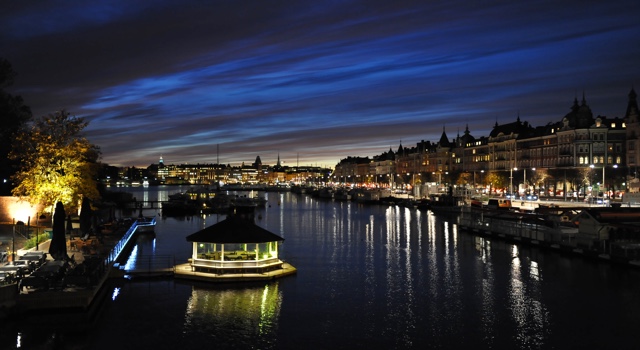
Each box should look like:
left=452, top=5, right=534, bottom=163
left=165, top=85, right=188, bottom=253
left=185, top=216, right=284, bottom=243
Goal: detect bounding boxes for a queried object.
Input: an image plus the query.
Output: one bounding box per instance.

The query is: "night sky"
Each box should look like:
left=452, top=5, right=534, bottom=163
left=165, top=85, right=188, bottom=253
left=2, top=1, right=639, bottom=168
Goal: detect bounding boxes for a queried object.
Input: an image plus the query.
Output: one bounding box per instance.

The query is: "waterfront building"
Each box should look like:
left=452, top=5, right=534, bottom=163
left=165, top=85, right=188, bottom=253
left=369, top=148, right=396, bottom=187
left=625, top=88, right=640, bottom=190
left=100, top=88, right=637, bottom=196
left=332, top=88, right=637, bottom=198
left=331, top=156, right=370, bottom=185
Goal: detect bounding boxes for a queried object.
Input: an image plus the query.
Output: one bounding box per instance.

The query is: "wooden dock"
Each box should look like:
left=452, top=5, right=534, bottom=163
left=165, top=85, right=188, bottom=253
left=174, top=262, right=297, bottom=283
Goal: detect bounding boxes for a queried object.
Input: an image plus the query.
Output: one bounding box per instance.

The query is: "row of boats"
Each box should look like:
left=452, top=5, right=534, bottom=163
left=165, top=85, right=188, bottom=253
left=153, top=183, right=640, bottom=265
left=162, top=189, right=268, bottom=216
left=161, top=185, right=459, bottom=216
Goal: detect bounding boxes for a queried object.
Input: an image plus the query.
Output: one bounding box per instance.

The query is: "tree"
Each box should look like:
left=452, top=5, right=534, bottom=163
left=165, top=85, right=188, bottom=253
left=485, top=171, right=506, bottom=194
left=9, top=110, right=101, bottom=213
left=0, top=58, right=32, bottom=195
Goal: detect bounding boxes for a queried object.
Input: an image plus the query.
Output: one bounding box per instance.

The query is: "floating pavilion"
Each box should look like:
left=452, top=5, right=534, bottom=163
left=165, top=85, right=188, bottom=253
left=174, top=206, right=296, bottom=282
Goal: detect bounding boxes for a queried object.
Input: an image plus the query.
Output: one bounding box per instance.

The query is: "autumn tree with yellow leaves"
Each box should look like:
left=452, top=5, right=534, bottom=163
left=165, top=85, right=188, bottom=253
left=9, top=110, right=100, bottom=213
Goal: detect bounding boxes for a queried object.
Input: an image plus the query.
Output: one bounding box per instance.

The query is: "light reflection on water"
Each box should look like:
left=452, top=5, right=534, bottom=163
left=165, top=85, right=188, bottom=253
left=183, top=283, right=282, bottom=348
left=3, top=188, right=640, bottom=349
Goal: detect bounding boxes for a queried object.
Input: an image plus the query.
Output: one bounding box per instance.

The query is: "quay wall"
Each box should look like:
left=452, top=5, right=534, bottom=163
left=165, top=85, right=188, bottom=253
left=0, top=221, right=140, bottom=318
left=0, top=283, right=18, bottom=317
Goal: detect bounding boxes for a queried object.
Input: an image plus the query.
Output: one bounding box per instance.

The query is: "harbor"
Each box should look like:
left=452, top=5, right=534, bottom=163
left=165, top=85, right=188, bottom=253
left=0, top=200, right=299, bottom=318
left=2, top=188, right=640, bottom=348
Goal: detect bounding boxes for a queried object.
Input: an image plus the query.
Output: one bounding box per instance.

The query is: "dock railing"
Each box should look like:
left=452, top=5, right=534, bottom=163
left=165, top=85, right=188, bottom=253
left=106, top=217, right=156, bottom=266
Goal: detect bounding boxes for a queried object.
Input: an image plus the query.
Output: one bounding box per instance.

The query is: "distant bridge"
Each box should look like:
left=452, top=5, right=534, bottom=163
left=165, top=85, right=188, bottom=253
left=122, top=200, right=166, bottom=210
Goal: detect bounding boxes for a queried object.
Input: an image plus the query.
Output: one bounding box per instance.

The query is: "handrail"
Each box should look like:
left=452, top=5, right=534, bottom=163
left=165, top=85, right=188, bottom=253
left=106, top=217, right=156, bottom=266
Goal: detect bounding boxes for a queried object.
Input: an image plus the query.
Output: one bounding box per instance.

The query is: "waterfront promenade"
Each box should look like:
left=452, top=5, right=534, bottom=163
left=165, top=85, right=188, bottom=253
left=0, top=218, right=141, bottom=317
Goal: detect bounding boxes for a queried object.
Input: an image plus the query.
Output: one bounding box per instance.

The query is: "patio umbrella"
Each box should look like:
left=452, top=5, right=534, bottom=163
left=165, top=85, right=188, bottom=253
left=66, top=215, right=73, bottom=235
left=49, top=201, right=67, bottom=261
left=80, top=197, right=92, bottom=237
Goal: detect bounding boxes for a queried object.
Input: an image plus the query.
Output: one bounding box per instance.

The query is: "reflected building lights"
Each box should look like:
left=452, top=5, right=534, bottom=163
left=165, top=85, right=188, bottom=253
left=123, top=245, right=139, bottom=271
left=415, top=209, right=423, bottom=248
left=403, top=207, right=411, bottom=249
left=452, top=221, right=458, bottom=247
left=476, top=237, right=496, bottom=345
left=183, top=283, right=282, bottom=341
left=427, top=211, right=437, bottom=249
left=530, top=261, right=540, bottom=282
left=443, top=219, right=450, bottom=257
left=385, top=206, right=395, bottom=244
left=509, top=245, right=549, bottom=347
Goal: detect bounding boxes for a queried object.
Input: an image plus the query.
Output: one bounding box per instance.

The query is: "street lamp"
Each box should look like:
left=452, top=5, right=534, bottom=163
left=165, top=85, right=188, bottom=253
left=510, top=167, right=517, bottom=197
left=590, top=164, right=598, bottom=202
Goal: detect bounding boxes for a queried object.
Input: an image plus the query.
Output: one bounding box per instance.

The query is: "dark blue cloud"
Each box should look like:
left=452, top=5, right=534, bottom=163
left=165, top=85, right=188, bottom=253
left=1, top=0, right=639, bottom=167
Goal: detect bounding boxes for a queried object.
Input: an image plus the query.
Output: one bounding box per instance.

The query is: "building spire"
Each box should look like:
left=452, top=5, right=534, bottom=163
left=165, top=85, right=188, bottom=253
left=438, top=126, right=450, bottom=147
left=626, top=86, right=639, bottom=118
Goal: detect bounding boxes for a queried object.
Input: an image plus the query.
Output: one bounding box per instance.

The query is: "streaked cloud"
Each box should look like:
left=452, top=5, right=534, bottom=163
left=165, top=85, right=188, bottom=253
left=2, top=0, right=639, bottom=167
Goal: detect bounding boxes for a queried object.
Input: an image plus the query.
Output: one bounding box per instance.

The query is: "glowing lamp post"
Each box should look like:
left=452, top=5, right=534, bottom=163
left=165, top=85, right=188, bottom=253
left=510, top=167, right=517, bottom=197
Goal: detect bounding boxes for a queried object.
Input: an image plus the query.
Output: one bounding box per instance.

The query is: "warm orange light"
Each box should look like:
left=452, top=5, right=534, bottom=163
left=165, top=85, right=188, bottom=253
left=8, top=200, right=38, bottom=223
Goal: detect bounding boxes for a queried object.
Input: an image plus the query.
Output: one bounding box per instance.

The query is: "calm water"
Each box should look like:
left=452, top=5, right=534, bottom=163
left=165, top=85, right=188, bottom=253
left=4, top=186, right=640, bottom=349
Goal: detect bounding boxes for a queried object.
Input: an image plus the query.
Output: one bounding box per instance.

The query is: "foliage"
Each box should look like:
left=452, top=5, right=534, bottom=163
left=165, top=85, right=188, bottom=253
left=9, top=110, right=101, bottom=213
left=23, top=232, right=47, bottom=250
left=530, top=168, right=548, bottom=188
left=455, top=172, right=471, bottom=185
left=484, top=171, right=506, bottom=190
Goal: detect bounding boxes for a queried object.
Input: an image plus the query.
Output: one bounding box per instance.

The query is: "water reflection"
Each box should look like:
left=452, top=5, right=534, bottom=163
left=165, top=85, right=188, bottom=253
left=475, top=237, right=496, bottom=346
left=509, top=245, right=550, bottom=347
left=184, top=283, right=282, bottom=348
left=123, top=234, right=157, bottom=271
left=6, top=190, right=640, bottom=349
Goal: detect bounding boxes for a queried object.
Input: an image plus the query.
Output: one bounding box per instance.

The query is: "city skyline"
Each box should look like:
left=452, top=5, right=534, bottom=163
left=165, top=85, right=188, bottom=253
left=2, top=1, right=639, bottom=168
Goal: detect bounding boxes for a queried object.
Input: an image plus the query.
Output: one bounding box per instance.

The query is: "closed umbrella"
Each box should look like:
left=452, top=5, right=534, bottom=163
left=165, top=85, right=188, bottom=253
left=80, top=197, right=92, bottom=238
left=49, top=202, right=67, bottom=261
left=66, top=215, right=73, bottom=235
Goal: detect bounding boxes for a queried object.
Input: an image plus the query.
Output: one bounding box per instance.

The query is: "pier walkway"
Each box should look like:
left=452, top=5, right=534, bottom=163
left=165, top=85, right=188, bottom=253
left=2, top=217, right=157, bottom=315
